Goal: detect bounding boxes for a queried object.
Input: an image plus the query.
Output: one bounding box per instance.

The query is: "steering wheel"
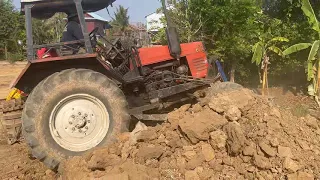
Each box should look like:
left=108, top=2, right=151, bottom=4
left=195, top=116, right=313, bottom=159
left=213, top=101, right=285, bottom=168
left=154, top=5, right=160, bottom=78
left=89, top=27, right=99, bottom=47
left=89, top=27, right=99, bottom=41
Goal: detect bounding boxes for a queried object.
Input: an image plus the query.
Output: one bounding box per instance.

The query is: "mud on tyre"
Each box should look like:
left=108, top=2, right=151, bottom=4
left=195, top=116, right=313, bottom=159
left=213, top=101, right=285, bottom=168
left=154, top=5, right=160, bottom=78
left=22, top=69, right=130, bottom=170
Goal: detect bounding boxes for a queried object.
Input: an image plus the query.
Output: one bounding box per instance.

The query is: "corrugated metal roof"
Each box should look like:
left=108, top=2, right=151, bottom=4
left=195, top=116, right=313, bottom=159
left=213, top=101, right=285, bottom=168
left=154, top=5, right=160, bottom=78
left=88, top=13, right=108, bottom=22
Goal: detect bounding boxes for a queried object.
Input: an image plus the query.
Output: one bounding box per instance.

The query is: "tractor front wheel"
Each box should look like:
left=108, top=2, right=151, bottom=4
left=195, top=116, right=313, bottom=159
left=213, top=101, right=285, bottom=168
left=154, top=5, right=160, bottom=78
left=22, top=69, right=130, bottom=170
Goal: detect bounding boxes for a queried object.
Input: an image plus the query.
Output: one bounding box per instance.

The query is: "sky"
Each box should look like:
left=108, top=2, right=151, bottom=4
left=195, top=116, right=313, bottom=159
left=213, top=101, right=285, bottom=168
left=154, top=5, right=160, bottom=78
left=13, top=0, right=161, bottom=23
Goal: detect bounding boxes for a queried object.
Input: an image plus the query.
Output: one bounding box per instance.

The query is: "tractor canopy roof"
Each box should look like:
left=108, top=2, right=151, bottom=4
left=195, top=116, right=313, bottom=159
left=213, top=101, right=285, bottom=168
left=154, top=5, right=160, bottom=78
left=21, top=0, right=116, bottom=19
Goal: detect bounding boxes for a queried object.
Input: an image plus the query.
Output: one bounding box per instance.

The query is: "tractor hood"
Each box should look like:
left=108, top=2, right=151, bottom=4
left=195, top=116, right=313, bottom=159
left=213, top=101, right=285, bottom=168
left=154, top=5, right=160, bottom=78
left=21, top=0, right=116, bottom=19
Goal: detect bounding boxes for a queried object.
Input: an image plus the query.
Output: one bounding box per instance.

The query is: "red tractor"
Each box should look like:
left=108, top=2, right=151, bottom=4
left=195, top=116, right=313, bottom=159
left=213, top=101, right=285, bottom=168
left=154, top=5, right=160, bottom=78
left=3, top=0, right=228, bottom=170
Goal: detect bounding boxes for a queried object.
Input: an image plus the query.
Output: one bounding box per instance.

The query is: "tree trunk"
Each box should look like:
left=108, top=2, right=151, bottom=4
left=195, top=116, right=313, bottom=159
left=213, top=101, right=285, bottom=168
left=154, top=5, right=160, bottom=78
left=4, top=44, right=7, bottom=60
left=230, top=61, right=236, bottom=83
left=317, top=58, right=320, bottom=96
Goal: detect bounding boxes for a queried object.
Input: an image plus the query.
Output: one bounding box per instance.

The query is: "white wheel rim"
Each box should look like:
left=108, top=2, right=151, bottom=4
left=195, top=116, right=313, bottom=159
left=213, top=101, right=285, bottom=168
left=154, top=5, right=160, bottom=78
left=49, top=94, right=109, bottom=152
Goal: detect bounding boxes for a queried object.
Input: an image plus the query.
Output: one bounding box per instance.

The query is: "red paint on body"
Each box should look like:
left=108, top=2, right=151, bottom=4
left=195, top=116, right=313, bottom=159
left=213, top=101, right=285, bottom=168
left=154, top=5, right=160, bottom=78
left=138, top=42, right=208, bottom=78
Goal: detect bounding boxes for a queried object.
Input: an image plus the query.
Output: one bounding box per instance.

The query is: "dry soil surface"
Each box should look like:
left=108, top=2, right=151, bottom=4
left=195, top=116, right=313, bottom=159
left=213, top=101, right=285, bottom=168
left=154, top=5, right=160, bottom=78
left=0, top=62, right=26, bottom=99
left=0, top=125, right=56, bottom=180
left=62, top=86, right=320, bottom=180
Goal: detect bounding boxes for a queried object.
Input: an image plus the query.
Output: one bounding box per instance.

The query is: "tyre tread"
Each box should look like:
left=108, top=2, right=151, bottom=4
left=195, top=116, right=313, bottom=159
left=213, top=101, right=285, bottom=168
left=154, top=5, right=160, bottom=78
left=23, top=68, right=129, bottom=170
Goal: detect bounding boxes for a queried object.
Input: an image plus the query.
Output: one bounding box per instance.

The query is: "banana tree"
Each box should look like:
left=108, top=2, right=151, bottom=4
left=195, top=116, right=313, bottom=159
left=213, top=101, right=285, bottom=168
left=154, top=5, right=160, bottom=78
left=252, top=36, right=289, bottom=96
left=283, top=0, right=320, bottom=106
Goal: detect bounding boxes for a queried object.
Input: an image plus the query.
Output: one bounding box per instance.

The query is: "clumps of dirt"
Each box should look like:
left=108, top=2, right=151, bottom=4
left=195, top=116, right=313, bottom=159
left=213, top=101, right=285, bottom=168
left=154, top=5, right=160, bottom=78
left=62, top=88, right=320, bottom=180
left=0, top=143, right=56, bottom=180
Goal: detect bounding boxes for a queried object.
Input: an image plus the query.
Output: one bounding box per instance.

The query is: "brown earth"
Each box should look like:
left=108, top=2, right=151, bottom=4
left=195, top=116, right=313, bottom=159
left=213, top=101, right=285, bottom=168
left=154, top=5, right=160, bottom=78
left=0, top=62, right=26, bottom=99
left=62, top=87, right=320, bottom=180
left=0, top=125, right=56, bottom=180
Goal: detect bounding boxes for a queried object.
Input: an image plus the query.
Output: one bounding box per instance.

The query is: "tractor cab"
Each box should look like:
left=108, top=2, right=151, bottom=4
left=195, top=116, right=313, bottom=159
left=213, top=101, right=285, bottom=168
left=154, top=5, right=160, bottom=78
left=21, top=0, right=115, bottom=60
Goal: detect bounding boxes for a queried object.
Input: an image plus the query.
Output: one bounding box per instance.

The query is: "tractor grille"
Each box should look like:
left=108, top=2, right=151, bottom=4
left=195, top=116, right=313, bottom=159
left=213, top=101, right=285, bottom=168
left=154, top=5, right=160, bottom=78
left=192, top=58, right=207, bottom=72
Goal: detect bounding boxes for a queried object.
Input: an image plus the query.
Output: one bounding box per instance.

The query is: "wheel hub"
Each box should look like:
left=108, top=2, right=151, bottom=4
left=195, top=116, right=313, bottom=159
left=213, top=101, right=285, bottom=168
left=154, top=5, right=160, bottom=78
left=49, top=94, right=109, bottom=152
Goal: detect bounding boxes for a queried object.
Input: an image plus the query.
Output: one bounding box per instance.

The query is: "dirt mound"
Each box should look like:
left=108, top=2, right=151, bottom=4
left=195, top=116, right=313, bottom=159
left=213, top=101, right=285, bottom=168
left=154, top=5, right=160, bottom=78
left=62, top=88, right=319, bottom=180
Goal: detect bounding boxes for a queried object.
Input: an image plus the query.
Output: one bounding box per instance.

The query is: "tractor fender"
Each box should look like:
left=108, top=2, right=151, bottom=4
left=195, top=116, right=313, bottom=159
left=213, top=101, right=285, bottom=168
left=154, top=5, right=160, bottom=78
left=11, top=54, right=124, bottom=94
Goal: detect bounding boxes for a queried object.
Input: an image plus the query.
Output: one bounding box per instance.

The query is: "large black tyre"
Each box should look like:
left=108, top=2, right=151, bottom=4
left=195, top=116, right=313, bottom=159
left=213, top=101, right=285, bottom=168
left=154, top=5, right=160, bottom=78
left=22, top=69, right=130, bottom=170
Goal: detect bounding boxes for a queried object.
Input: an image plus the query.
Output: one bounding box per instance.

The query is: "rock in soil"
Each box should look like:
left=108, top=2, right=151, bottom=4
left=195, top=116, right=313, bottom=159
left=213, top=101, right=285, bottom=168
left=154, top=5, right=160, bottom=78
left=201, top=143, right=215, bottom=162
left=223, top=122, right=246, bottom=156
left=209, top=130, right=227, bottom=149
left=278, top=146, right=292, bottom=158
left=283, top=157, right=300, bottom=173
left=179, top=108, right=228, bottom=144
left=254, top=154, right=272, bottom=170
left=259, top=141, right=277, bottom=157
left=287, top=171, right=315, bottom=180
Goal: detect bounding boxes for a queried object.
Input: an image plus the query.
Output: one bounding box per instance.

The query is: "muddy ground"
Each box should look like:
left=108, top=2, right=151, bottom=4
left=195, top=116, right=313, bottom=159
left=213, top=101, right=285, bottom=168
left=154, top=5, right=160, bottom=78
left=0, top=62, right=319, bottom=179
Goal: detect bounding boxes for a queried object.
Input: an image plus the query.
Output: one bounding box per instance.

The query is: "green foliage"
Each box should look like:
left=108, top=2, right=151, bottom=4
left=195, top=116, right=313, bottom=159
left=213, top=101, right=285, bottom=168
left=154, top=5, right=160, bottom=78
left=282, top=0, right=320, bottom=103
left=283, top=43, right=312, bottom=55
left=307, top=40, right=319, bottom=80
left=300, top=0, right=319, bottom=33
left=110, top=5, right=130, bottom=34
left=268, top=46, right=283, bottom=56
left=0, top=0, right=65, bottom=61
left=252, top=42, right=264, bottom=65
left=251, top=36, right=287, bottom=66
left=0, top=0, right=25, bottom=59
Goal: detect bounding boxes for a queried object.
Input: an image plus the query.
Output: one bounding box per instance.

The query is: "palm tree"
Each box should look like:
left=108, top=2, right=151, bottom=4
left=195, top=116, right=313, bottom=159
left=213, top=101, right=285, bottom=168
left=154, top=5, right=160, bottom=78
left=111, top=5, right=130, bottom=35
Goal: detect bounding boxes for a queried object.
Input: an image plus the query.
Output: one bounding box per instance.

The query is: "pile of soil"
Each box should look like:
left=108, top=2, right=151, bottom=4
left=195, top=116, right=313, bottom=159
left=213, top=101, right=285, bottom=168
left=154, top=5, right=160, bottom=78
left=62, top=86, right=320, bottom=180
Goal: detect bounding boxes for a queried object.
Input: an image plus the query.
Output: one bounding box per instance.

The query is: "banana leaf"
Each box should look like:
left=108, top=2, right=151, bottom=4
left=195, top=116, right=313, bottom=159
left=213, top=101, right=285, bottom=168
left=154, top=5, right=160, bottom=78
left=268, top=46, right=283, bottom=57
left=283, top=43, right=312, bottom=56
left=252, top=42, right=263, bottom=65
left=301, top=0, right=320, bottom=33
left=307, top=40, right=320, bottom=81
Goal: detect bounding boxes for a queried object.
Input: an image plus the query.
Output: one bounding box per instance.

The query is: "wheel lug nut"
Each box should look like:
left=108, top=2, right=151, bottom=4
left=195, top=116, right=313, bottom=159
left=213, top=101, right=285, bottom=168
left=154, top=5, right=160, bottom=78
left=85, top=126, right=88, bottom=130
left=78, top=112, right=81, bottom=115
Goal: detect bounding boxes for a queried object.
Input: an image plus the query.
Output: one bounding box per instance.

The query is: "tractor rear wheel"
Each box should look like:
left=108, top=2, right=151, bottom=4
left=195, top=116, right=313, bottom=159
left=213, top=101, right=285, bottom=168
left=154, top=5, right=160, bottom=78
left=22, top=69, right=130, bottom=170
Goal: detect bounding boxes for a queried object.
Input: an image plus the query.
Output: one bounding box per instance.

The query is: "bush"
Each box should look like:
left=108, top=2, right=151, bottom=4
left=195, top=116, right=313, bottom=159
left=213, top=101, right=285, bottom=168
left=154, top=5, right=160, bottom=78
left=7, top=52, right=25, bottom=63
